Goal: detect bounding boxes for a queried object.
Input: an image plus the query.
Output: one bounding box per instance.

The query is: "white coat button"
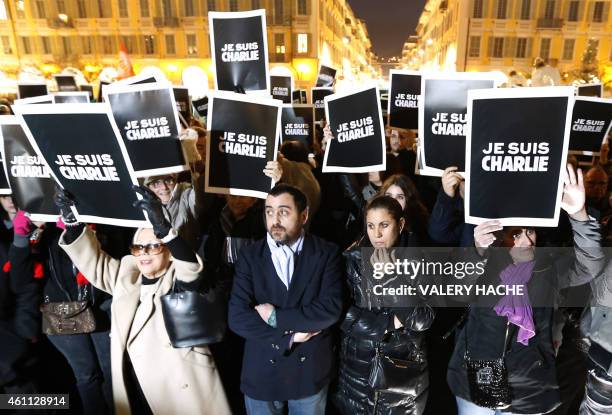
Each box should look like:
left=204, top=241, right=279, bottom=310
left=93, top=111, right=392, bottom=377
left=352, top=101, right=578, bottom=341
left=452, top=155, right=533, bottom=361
left=182, top=384, right=189, bottom=389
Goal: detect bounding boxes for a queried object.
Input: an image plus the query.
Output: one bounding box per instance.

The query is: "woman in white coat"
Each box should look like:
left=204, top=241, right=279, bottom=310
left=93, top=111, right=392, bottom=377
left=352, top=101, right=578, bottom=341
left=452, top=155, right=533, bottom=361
left=55, top=186, right=230, bottom=415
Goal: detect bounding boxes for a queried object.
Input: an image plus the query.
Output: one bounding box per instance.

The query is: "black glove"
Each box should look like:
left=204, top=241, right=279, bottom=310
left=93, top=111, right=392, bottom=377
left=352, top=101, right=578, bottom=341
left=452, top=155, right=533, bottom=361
left=53, top=187, right=78, bottom=225
left=132, top=185, right=171, bottom=239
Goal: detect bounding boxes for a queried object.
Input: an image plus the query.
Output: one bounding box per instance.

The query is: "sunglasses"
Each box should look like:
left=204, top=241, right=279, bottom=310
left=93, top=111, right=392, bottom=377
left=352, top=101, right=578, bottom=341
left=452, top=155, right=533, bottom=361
left=148, top=177, right=176, bottom=188
left=130, top=243, right=166, bottom=256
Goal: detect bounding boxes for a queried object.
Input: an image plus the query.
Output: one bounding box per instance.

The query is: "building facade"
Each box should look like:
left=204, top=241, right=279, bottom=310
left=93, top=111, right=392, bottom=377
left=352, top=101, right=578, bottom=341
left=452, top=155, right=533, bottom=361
left=0, top=0, right=376, bottom=87
left=404, top=0, right=611, bottom=81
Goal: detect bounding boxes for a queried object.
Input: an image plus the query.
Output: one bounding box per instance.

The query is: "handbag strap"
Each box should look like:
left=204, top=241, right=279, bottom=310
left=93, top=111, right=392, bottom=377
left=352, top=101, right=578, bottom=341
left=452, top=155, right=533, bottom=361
left=48, top=246, right=73, bottom=302
left=442, top=306, right=471, bottom=340
left=465, top=313, right=511, bottom=359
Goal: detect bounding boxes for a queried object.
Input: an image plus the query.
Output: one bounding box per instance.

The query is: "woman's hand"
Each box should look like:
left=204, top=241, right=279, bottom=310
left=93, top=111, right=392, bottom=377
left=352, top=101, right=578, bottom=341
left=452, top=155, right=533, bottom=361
left=133, top=185, right=172, bottom=238
left=369, top=247, right=396, bottom=279
left=53, top=187, right=78, bottom=226
left=560, top=163, right=588, bottom=221
left=474, top=220, right=503, bottom=256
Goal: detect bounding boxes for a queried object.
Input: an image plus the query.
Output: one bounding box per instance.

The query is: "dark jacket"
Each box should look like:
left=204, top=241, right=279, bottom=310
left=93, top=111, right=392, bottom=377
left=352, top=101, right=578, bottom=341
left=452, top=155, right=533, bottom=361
left=447, top=218, right=602, bottom=414
left=228, top=234, right=344, bottom=401
left=334, top=239, right=435, bottom=415
left=203, top=201, right=265, bottom=296
left=311, top=163, right=363, bottom=249
left=10, top=225, right=130, bottom=333
left=0, top=222, right=40, bottom=340
left=0, top=221, right=41, bottom=385
left=428, top=189, right=474, bottom=247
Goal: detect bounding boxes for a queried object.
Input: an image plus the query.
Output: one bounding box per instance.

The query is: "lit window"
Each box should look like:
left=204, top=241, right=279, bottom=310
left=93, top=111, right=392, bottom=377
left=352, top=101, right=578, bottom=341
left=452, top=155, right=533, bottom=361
left=562, top=38, right=575, bottom=60
left=468, top=36, right=480, bottom=58
left=165, top=34, right=175, bottom=55
left=593, top=1, right=604, bottom=22
left=297, top=33, right=308, bottom=54
left=143, top=35, right=156, bottom=55
left=187, top=34, right=197, bottom=55
left=1, top=35, right=11, bottom=54
left=41, top=36, right=51, bottom=54
left=275, top=33, right=285, bottom=54
left=516, top=38, right=527, bottom=58
left=0, top=0, right=8, bottom=19
left=540, top=38, right=551, bottom=60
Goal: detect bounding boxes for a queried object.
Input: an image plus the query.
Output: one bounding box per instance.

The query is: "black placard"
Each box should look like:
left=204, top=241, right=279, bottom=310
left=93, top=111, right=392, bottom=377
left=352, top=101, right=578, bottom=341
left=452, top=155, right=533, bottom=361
left=54, top=75, right=78, bottom=92
left=577, top=83, right=603, bottom=98
left=209, top=10, right=269, bottom=93
left=388, top=70, right=421, bottom=130
left=323, top=86, right=386, bottom=173
left=315, top=65, right=337, bottom=87
left=192, top=96, right=209, bottom=118
left=104, top=83, right=187, bottom=177
left=465, top=88, right=573, bottom=227
left=0, top=143, right=11, bottom=195
left=15, top=105, right=148, bottom=227
left=80, top=84, right=95, bottom=101
left=173, top=87, right=192, bottom=125
left=17, top=83, right=49, bottom=100
left=0, top=117, right=58, bottom=221
left=311, top=87, right=334, bottom=124
left=270, top=75, right=293, bottom=104
left=419, top=73, right=497, bottom=176
left=281, top=105, right=314, bottom=149
left=206, top=91, right=281, bottom=198
left=569, top=97, right=612, bottom=155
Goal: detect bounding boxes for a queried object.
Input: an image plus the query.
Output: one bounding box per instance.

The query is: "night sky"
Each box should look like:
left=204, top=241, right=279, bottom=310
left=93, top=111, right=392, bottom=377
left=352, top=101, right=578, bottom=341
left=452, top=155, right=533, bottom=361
left=348, top=0, right=427, bottom=58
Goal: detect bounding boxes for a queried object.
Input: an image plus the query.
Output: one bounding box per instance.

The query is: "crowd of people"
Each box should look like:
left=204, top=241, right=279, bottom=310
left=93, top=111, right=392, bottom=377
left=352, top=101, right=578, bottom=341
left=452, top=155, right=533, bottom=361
left=0, top=99, right=611, bottom=415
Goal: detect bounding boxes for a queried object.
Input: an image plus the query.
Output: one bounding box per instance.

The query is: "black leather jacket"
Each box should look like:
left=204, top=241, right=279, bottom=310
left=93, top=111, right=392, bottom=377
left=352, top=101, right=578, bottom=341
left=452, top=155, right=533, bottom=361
left=333, top=239, right=435, bottom=415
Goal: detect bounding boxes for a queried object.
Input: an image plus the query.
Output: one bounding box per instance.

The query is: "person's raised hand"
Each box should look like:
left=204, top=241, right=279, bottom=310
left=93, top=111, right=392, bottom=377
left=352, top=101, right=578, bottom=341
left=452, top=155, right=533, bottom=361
left=13, top=210, right=33, bottom=236
left=53, top=186, right=78, bottom=226
left=132, top=185, right=171, bottom=238
left=474, top=220, right=503, bottom=255
left=600, top=135, right=609, bottom=166
left=322, top=124, right=334, bottom=151
left=263, top=153, right=284, bottom=183
left=441, top=166, right=463, bottom=198
left=560, top=163, right=588, bottom=221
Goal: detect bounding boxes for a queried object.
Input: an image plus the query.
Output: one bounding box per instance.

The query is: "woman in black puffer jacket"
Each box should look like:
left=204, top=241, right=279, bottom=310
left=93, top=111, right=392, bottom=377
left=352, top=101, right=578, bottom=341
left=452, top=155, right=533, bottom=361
left=333, top=196, right=435, bottom=415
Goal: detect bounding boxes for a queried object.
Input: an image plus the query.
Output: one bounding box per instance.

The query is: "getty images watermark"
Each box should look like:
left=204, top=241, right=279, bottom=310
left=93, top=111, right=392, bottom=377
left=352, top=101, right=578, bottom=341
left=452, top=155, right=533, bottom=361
left=360, top=247, right=610, bottom=308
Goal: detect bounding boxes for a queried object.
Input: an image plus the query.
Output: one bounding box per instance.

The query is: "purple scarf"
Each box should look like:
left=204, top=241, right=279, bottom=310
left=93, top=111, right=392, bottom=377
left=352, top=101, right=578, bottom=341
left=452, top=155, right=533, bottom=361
left=494, top=260, right=536, bottom=345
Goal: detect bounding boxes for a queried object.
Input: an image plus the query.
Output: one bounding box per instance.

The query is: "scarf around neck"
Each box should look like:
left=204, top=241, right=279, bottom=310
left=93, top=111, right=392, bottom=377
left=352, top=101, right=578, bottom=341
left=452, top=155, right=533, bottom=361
left=494, top=260, right=536, bottom=345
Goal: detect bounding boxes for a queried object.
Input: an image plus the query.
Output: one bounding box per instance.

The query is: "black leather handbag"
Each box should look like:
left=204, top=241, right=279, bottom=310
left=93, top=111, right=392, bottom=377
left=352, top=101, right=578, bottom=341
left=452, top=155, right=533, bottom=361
left=161, top=278, right=227, bottom=348
left=368, top=330, right=427, bottom=395
left=464, top=321, right=512, bottom=409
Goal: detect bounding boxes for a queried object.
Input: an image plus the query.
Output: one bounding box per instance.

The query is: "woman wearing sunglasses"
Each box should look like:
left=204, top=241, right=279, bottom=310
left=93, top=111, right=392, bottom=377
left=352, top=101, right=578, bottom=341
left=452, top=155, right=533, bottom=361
left=54, top=186, right=230, bottom=415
